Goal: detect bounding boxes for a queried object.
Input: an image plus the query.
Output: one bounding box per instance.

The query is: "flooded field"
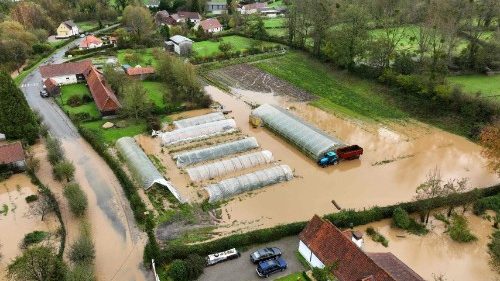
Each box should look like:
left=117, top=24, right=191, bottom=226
left=0, top=173, right=60, bottom=281
left=357, top=212, right=498, bottom=281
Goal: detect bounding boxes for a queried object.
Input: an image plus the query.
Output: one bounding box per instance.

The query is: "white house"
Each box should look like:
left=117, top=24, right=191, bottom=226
left=79, top=35, right=103, bottom=50
left=200, top=18, right=223, bottom=33
left=239, top=2, right=267, bottom=14
left=39, top=60, right=92, bottom=85
left=206, top=1, right=227, bottom=14
left=56, top=20, right=79, bottom=38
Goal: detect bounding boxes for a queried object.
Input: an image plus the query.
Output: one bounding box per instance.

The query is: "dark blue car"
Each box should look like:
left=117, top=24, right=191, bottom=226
left=256, top=257, right=287, bottom=278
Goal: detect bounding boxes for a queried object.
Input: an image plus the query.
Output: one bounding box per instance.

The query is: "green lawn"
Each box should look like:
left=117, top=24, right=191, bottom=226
left=193, top=36, right=279, bottom=57
left=117, top=48, right=158, bottom=67
left=448, top=74, right=500, bottom=99
left=80, top=119, right=147, bottom=144
left=142, top=81, right=168, bottom=108
left=274, top=272, right=307, bottom=281
left=75, top=21, right=99, bottom=32
left=59, top=84, right=100, bottom=119
left=268, top=0, right=284, bottom=7
left=254, top=52, right=406, bottom=120
left=264, top=18, right=286, bottom=28
left=267, top=28, right=287, bottom=37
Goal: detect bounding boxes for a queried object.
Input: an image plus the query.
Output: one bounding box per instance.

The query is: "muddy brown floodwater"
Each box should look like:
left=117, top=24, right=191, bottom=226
left=0, top=174, right=60, bottom=281
left=203, top=85, right=499, bottom=235
left=357, top=212, right=498, bottom=281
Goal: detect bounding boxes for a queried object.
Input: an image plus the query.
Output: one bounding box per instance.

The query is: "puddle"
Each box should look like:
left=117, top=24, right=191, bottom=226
left=356, top=212, right=498, bottom=281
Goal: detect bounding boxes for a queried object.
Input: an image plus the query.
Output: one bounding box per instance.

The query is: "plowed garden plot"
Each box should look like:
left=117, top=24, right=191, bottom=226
left=209, top=64, right=315, bottom=102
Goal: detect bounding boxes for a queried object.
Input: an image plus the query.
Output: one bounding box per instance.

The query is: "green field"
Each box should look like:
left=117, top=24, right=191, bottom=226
left=274, top=272, right=306, bottom=281
left=193, top=36, right=279, bottom=57
left=117, top=48, right=158, bottom=67
left=268, top=0, right=284, bottom=7
left=80, top=119, right=147, bottom=144
left=267, top=28, right=287, bottom=37
left=75, top=21, right=99, bottom=32
left=59, top=84, right=100, bottom=119
left=143, top=81, right=168, bottom=108
left=254, top=52, right=406, bottom=120
left=264, top=18, right=286, bottom=28
left=448, top=74, right=500, bottom=99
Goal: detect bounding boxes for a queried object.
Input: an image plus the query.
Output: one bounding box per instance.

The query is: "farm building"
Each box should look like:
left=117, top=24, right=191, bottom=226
left=206, top=1, right=227, bottom=14
left=251, top=104, right=344, bottom=161
left=187, top=150, right=273, bottom=182
left=160, top=119, right=237, bottom=146
left=173, top=112, right=225, bottom=129
left=299, top=215, right=425, bottom=281
left=239, top=2, right=267, bottom=14
left=204, top=164, right=293, bottom=202
left=39, top=60, right=92, bottom=85
left=116, top=137, right=184, bottom=202
left=165, top=35, right=193, bottom=56
left=84, top=67, right=121, bottom=115
left=0, top=142, right=26, bottom=171
left=125, top=66, right=155, bottom=79
left=175, top=137, right=259, bottom=167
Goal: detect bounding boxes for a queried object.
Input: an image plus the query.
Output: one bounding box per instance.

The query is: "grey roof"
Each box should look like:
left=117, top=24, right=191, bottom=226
left=169, top=35, right=193, bottom=45
left=63, top=20, right=76, bottom=28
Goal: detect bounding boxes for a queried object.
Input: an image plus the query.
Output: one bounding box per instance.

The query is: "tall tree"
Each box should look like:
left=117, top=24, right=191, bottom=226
left=121, top=81, right=152, bottom=119
left=0, top=71, right=39, bottom=144
left=8, top=246, right=67, bottom=281
left=415, top=167, right=446, bottom=224
left=308, top=0, right=333, bottom=56
left=122, top=5, right=155, bottom=43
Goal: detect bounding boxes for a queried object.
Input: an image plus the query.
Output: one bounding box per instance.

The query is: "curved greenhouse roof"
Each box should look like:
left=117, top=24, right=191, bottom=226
left=173, top=112, right=225, bottom=129
left=251, top=104, right=344, bottom=160
left=116, top=137, right=184, bottom=202
left=187, top=150, right=273, bottom=182
left=175, top=137, right=259, bottom=168
left=205, top=165, right=293, bottom=202
left=161, top=119, right=237, bottom=146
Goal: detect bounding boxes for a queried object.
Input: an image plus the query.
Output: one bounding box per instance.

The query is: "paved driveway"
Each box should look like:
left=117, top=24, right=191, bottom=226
left=199, top=236, right=305, bottom=281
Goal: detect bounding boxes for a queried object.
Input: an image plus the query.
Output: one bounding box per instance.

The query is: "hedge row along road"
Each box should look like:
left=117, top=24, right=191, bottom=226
left=19, top=32, right=150, bottom=280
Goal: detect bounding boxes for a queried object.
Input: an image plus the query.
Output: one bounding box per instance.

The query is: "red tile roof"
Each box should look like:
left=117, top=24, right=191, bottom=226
left=367, top=253, right=425, bottom=281
left=85, top=67, right=121, bottom=113
left=299, top=215, right=424, bottom=281
left=39, top=60, right=92, bottom=79
left=0, top=142, right=25, bottom=165
left=177, top=11, right=201, bottom=20
left=125, top=66, right=155, bottom=76
left=79, top=35, right=103, bottom=48
left=200, top=18, right=222, bottom=32
left=44, top=78, right=59, bottom=93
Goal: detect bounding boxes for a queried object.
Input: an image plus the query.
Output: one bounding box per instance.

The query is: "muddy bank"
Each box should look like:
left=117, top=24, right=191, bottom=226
left=204, top=85, right=499, bottom=235
left=357, top=213, right=498, bottom=281
left=0, top=174, right=60, bottom=281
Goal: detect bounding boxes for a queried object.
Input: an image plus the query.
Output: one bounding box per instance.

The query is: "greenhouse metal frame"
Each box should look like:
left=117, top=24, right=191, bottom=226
left=173, top=112, right=225, bottom=129
left=186, top=150, right=274, bottom=182
left=251, top=104, right=345, bottom=160
left=160, top=119, right=237, bottom=146
left=116, top=137, right=185, bottom=202
left=175, top=137, right=259, bottom=168
left=205, top=165, right=293, bottom=202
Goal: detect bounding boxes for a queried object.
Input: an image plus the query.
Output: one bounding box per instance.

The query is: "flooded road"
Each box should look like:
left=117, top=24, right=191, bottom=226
left=357, top=213, right=498, bottom=281
left=204, top=86, right=499, bottom=234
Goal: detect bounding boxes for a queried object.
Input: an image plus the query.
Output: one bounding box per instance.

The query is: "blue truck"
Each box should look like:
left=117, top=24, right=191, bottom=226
left=317, top=145, right=363, bottom=167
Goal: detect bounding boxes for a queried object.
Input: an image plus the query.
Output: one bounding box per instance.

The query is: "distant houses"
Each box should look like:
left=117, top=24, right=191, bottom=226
left=206, top=1, right=227, bottom=14
left=56, top=20, right=79, bottom=38
left=165, top=35, right=193, bottom=56
left=200, top=18, right=223, bottom=34
left=79, top=35, right=103, bottom=50
left=145, top=0, right=160, bottom=9
left=239, top=2, right=267, bottom=14
left=154, top=10, right=202, bottom=27
left=0, top=142, right=26, bottom=172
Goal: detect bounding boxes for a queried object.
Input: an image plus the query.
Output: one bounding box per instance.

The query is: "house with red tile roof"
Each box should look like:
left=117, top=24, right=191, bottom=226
left=39, top=60, right=92, bottom=85
left=299, top=215, right=425, bottom=281
left=43, top=78, right=60, bottom=96
left=84, top=67, right=121, bottom=115
left=200, top=18, right=223, bottom=33
left=79, top=35, right=103, bottom=50
left=125, top=66, right=155, bottom=80
left=0, top=142, right=26, bottom=171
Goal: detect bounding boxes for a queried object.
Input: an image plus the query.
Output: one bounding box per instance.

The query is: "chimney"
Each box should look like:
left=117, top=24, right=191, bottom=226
left=351, top=231, right=364, bottom=249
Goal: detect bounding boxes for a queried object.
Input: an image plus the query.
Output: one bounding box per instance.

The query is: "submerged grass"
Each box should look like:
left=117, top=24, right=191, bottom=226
left=366, top=227, right=389, bottom=247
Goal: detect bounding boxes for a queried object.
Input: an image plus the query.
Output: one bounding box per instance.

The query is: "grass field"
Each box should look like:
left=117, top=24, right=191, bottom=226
left=264, top=17, right=286, bottom=28
left=59, top=84, right=100, bottom=119
left=80, top=119, right=147, bottom=144
left=75, top=21, right=99, bottom=32
left=254, top=52, right=406, bottom=120
left=117, top=48, right=158, bottom=67
left=274, top=272, right=307, bottom=281
left=268, top=0, right=284, bottom=7
left=143, top=81, right=168, bottom=108
left=267, top=28, right=287, bottom=37
left=193, top=35, right=279, bottom=57
left=448, top=74, right=500, bottom=100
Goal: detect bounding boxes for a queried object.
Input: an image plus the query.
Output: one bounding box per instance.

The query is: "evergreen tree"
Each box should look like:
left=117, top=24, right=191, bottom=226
left=191, top=0, right=200, bottom=13
left=0, top=71, right=39, bottom=144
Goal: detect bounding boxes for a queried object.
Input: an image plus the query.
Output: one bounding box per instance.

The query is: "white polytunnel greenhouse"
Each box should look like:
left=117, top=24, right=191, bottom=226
left=186, top=150, right=274, bottom=182
left=173, top=112, right=225, bottom=129
left=175, top=137, right=259, bottom=168
left=251, top=104, right=345, bottom=160
left=160, top=119, right=237, bottom=146
left=116, top=137, right=185, bottom=202
left=204, top=165, right=293, bottom=202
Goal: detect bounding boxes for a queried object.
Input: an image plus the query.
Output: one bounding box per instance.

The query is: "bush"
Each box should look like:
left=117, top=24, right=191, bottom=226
left=53, top=160, right=75, bottom=182
left=168, top=259, right=189, bottom=281
left=46, top=136, right=64, bottom=165
left=66, top=264, right=95, bottom=281
left=185, top=254, right=206, bottom=280
left=69, top=235, right=95, bottom=265
left=63, top=183, right=88, bottom=217
left=25, top=194, right=39, bottom=203
left=474, top=194, right=500, bottom=215
left=311, top=267, right=329, bottom=281
left=22, top=231, right=49, bottom=248
left=448, top=214, right=477, bottom=243
left=366, top=227, right=389, bottom=247
left=392, top=207, right=410, bottom=229
left=71, top=112, right=92, bottom=122
left=67, top=95, right=83, bottom=107
left=146, top=116, right=162, bottom=132
left=489, top=231, right=500, bottom=266
left=82, top=95, right=93, bottom=103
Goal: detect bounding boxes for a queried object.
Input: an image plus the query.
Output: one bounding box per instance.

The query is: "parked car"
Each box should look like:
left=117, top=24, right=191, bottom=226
left=39, top=89, right=49, bottom=98
left=250, top=247, right=282, bottom=263
left=206, top=248, right=240, bottom=266
left=256, top=257, right=287, bottom=278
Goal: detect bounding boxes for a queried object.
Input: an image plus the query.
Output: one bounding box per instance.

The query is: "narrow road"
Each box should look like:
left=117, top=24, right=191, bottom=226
left=20, top=34, right=149, bottom=281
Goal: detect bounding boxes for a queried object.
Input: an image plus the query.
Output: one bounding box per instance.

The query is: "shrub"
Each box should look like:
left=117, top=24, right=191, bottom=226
left=25, top=194, right=39, bottom=203
left=53, top=160, right=75, bottom=182
left=488, top=231, right=500, bottom=266
left=22, top=231, right=49, bottom=248
left=448, top=214, right=477, bottom=243
left=392, top=207, right=410, bottom=229
left=146, top=116, right=162, bottom=131
left=72, top=112, right=92, bottom=122
left=312, top=267, right=329, bottom=281
left=66, top=264, right=95, bottom=281
left=366, top=227, right=389, bottom=247
left=82, top=95, right=93, bottom=103
left=63, top=183, right=88, bottom=217
left=46, top=136, right=64, bottom=165
left=67, top=95, right=83, bottom=107
left=185, top=254, right=205, bottom=280
left=168, top=259, right=189, bottom=281
left=69, top=234, right=95, bottom=265
left=474, top=194, right=500, bottom=215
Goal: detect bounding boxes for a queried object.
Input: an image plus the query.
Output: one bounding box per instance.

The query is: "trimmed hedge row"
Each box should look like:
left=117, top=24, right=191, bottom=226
left=158, top=184, right=500, bottom=263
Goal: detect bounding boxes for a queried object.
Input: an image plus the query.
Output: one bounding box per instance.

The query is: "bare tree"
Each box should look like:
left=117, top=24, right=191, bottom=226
left=415, top=167, right=446, bottom=224
left=29, top=193, right=56, bottom=221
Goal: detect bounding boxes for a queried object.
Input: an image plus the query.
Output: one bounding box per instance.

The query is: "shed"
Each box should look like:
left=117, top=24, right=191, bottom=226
left=0, top=142, right=26, bottom=171
left=167, top=35, right=193, bottom=56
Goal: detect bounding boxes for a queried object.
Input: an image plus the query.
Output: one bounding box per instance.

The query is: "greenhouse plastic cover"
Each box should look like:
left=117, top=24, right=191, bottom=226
left=252, top=104, right=345, bottom=160
left=205, top=165, right=293, bottom=202
left=175, top=137, right=259, bottom=168
left=173, top=112, right=225, bottom=129
left=187, top=150, right=273, bottom=182
left=116, top=137, right=185, bottom=202
left=160, top=119, right=237, bottom=146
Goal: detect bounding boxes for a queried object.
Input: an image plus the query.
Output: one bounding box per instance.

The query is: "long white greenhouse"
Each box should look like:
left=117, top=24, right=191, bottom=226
left=116, top=137, right=185, bottom=202
left=186, top=150, right=274, bottom=182
left=251, top=104, right=345, bottom=160
left=204, top=165, right=293, bottom=202
left=173, top=112, right=225, bottom=129
left=160, top=119, right=237, bottom=146
left=175, top=137, right=259, bottom=168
